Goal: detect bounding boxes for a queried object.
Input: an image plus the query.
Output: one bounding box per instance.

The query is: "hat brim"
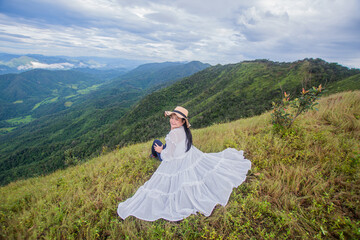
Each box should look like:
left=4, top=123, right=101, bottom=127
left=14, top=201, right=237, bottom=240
left=165, top=111, right=191, bottom=128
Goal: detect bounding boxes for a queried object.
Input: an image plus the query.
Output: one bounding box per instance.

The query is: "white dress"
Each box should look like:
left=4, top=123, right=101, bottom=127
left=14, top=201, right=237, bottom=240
left=117, top=127, right=251, bottom=221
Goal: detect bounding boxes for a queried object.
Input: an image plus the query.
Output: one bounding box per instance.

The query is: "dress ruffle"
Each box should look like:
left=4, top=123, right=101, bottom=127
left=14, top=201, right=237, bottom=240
left=117, top=146, right=251, bottom=221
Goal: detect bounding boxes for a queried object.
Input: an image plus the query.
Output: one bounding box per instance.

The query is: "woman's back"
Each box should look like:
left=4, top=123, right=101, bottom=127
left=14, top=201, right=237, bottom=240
left=161, top=127, right=188, bottom=161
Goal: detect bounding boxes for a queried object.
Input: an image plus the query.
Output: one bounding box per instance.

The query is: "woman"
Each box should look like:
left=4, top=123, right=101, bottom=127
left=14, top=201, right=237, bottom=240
left=117, top=106, right=251, bottom=221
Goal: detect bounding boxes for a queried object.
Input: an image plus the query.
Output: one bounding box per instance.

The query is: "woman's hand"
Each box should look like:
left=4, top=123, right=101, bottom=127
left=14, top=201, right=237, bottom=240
left=154, top=143, right=164, bottom=153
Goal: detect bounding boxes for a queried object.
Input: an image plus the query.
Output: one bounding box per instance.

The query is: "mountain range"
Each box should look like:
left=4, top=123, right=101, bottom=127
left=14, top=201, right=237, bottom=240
left=0, top=60, right=211, bottom=185
left=0, top=53, right=149, bottom=74
left=0, top=58, right=359, bottom=186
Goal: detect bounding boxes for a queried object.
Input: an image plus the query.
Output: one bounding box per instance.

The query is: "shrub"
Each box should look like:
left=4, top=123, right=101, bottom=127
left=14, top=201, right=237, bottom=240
left=271, top=85, right=324, bottom=129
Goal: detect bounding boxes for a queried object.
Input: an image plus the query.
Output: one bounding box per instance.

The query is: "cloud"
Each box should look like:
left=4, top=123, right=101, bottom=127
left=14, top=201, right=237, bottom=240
left=0, top=0, right=359, bottom=67
left=17, top=61, right=75, bottom=70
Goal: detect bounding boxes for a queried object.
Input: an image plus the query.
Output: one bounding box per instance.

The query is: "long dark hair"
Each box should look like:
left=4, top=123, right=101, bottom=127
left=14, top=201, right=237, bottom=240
left=183, top=124, right=193, bottom=152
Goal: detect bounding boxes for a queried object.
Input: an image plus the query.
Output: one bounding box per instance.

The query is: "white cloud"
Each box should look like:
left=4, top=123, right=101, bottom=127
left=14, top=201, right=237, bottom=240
left=0, top=0, right=359, bottom=67
left=17, top=61, right=74, bottom=70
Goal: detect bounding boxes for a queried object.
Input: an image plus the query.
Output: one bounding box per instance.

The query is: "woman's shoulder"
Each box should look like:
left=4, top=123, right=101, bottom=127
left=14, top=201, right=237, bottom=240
left=166, top=127, right=185, bottom=141
left=171, top=127, right=185, bottom=133
left=170, top=127, right=186, bottom=136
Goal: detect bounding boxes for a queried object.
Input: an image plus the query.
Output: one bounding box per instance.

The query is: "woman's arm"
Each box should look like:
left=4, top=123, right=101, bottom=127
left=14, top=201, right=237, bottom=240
left=159, top=130, right=180, bottom=161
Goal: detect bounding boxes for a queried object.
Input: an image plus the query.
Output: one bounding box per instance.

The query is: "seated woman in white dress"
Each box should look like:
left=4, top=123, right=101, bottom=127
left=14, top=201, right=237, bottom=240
left=117, top=106, right=251, bottom=221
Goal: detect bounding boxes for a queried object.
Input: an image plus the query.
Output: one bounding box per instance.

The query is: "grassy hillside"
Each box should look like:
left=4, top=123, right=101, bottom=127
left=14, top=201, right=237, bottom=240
left=326, top=73, right=360, bottom=94
left=0, top=91, right=359, bottom=239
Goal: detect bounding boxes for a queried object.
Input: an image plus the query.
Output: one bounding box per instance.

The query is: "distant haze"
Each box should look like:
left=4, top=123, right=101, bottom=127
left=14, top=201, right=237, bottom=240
left=0, top=53, right=149, bottom=73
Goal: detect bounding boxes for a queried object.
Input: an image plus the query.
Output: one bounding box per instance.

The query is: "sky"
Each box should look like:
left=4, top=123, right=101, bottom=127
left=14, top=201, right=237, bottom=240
left=0, top=0, right=359, bottom=68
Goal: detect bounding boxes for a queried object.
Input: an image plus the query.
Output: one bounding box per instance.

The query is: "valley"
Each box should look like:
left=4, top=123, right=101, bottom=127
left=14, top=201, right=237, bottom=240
left=0, top=61, right=210, bottom=185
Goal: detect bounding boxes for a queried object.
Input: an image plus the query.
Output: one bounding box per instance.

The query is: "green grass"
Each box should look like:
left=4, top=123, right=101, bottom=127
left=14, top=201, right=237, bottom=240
left=0, top=127, right=16, bottom=134
left=64, top=101, right=73, bottom=107
left=77, top=84, right=103, bottom=95
left=32, top=97, right=59, bottom=110
left=28, top=83, right=102, bottom=111
left=63, top=84, right=102, bottom=100
left=2, top=115, right=35, bottom=134
left=0, top=91, right=359, bottom=239
left=65, top=94, right=77, bottom=99
left=5, top=115, right=34, bottom=125
left=326, top=73, right=360, bottom=94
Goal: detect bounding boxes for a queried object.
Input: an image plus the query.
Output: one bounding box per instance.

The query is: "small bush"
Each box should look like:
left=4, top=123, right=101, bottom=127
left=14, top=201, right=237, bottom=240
left=271, top=85, right=324, bottom=129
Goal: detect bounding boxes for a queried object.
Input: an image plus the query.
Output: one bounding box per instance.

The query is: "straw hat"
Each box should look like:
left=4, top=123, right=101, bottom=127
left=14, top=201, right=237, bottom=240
left=165, top=106, right=191, bottom=128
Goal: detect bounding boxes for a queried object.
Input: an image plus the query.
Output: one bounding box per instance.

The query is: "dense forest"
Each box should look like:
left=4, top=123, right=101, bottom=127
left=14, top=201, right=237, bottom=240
left=0, top=69, right=110, bottom=122
left=0, top=61, right=210, bottom=185
left=0, top=58, right=359, bottom=186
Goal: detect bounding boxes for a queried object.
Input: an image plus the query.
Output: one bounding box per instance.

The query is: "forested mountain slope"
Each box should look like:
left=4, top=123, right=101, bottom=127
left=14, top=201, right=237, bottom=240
left=103, top=58, right=359, bottom=148
left=111, top=61, right=211, bottom=89
left=0, top=69, right=108, bottom=122
left=0, top=61, right=210, bottom=185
